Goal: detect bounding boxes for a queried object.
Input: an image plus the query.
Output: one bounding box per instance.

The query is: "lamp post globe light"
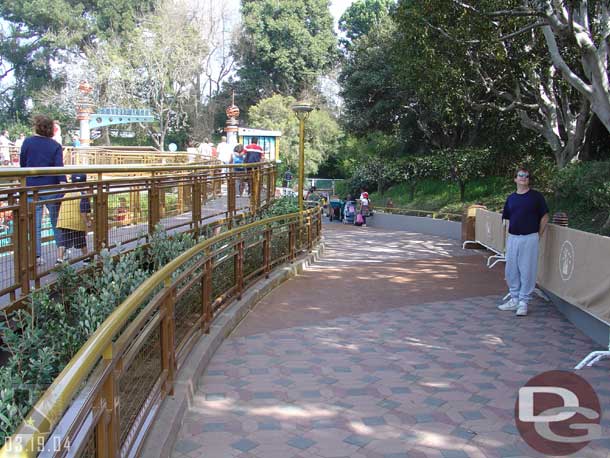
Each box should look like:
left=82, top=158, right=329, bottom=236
left=291, top=102, right=314, bottom=214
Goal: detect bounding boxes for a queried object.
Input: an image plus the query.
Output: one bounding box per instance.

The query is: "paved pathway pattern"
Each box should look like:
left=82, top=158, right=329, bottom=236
left=172, top=223, right=610, bottom=458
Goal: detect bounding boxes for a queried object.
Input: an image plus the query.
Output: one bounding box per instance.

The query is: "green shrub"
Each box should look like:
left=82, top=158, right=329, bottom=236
left=0, top=201, right=305, bottom=445
left=552, top=161, right=610, bottom=232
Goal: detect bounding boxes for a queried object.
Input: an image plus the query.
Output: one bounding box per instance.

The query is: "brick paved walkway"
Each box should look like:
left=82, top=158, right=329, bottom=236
left=171, top=223, right=610, bottom=458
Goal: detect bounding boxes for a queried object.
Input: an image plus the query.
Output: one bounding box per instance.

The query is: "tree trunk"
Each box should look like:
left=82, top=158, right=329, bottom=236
left=603, top=212, right=610, bottom=232
left=99, top=80, right=111, bottom=145
left=459, top=181, right=466, bottom=202
left=100, top=127, right=111, bottom=146
left=409, top=183, right=416, bottom=201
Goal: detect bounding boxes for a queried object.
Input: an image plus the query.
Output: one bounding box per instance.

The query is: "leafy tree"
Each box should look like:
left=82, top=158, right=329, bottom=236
left=352, top=161, right=400, bottom=197
left=248, top=94, right=341, bottom=178
left=339, top=15, right=405, bottom=136
left=397, top=155, right=435, bottom=201
left=428, top=148, right=493, bottom=202
left=0, top=0, right=155, bottom=121
left=233, top=0, right=337, bottom=107
left=338, top=0, right=394, bottom=51
left=447, top=1, right=610, bottom=136
left=90, top=2, right=208, bottom=150
left=395, top=0, right=591, bottom=167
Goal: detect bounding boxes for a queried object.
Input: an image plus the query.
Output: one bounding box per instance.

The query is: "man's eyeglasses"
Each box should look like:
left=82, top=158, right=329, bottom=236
left=517, top=172, right=530, bottom=178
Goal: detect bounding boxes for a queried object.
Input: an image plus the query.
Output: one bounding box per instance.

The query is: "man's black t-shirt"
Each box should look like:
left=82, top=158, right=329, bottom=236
left=502, top=189, right=549, bottom=235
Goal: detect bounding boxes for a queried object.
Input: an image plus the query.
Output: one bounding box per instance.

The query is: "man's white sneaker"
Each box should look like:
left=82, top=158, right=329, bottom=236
left=498, top=298, right=518, bottom=311
left=516, top=302, right=528, bottom=316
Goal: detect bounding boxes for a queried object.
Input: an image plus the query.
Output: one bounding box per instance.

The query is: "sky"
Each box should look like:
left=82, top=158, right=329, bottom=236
left=330, top=0, right=354, bottom=30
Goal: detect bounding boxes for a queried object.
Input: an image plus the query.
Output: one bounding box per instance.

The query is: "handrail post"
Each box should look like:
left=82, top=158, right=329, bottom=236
left=307, top=215, right=312, bottom=251
left=17, top=182, right=30, bottom=296
left=201, top=170, right=208, bottom=205
left=228, top=173, right=236, bottom=229
left=253, top=166, right=261, bottom=212
left=161, top=279, right=176, bottom=396
left=29, top=190, right=37, bottom=283
left=192, top=174, right=202, bottom=236
left=149, top=172, right=160, bottom=234
left=266, top=166, right=273, bottom=206
left=201, top=256, right=213, bottom=333
left=214, top=167, right=222, bottom=197
left=234, top=237, right=244, bottom=299
left=289, top=222, right=296, bottom=261
left=97, top=344, right=119, bottom=458
left=249, top=169, right=256, bottom=212
left=95, top=173, right=108, bottom=252
left=263, top=228, right=271, bottom=278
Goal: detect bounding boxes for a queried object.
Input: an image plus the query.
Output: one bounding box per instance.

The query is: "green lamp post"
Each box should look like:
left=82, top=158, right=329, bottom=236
left=291, top=102, right=314, bottom=214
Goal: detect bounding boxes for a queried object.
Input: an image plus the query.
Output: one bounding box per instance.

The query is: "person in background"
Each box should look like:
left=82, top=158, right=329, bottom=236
left=185, top=138, right=198, bottom=163
left=244, top=137, right=264, bottom=163
left=72, top=134, right=81, bottom=147
left=243, top=137, right=263, bottom=196
left=497, top=166, right=549, bottom=317
left=0, top=130, right=12, bottom=165
left=217, top=136, right=232, bottom=168
left=232, top=143, right=245, bottom=196
left=52, top=121, right=62, bottom=145
left=14, top=133, right=25, bottom=148
left=198, top=137, right=212, bottom=158
left=20, top=115, right=66, bottom=264
left=359, top=191, right=370, bottom=227
left=113, top=197, right=130, bottom=226
left=56, top=174, right=91, bottom=264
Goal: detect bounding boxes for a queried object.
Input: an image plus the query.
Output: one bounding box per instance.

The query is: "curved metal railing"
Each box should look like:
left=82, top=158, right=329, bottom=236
left=0, top=162, right=276, bottom=311
left=373, top=206, right=463, bottom=221
left=1, top=146, right=218, bottom=167
left=0, top=206, right=322, bottom=458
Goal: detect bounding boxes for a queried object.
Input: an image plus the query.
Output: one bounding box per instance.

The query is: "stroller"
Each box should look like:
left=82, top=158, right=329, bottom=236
left=328, top=199, right=344, bottom=221
left=342, top=200, right=357, bottom=224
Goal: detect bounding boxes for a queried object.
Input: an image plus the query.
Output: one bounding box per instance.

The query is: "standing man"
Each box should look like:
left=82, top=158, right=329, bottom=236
left=244, top=137, right=263, bottom=163
left=244, top=137, right=264, bottom=196
left=217, top=136, right=232, bottom=167
left=0, top=130, right=12, bottom=165
left=497, top=167, right=549, bottom=316
left=52, top=121, right=62, bottom=145
left=198, top=137, right=212, bottom=159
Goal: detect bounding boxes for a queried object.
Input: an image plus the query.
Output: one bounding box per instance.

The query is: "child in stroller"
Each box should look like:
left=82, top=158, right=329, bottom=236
left=343, top=200, right=357, bottom=224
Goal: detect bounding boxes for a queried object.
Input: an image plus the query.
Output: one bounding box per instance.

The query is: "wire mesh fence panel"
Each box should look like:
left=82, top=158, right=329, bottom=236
left=158, top=183, right=193, bottom=232
left=33, top=192, right=65, bottom=276
left=173, top=269, right=204, bottom=348
left=243, top=237, right=264, bottom=283
left=118, top=324, right=162, bottom=446
left=211, top=255, right=235, bottom=302
left=54, top=190, right=93, bottom=265
left=107, top=190, right=149, bottom=249
left=77, top=432, right=97, bottom=458
left=0, top=201, right=16, bottom=296
left=270, top=229, right=290, bottom=266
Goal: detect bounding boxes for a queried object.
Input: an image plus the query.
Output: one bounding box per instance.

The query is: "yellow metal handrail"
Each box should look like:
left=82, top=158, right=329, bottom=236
left=0, top=162, right=265, bottom=178
left=0, top=206, right=322, bottom=458
left=374, top=206, right=462, bottom=221
left=0, top=161, right=276, bottom=310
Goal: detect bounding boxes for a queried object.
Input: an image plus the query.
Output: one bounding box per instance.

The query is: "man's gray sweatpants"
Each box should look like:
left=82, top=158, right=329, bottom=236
left=505, top=232, right=539, bottom=305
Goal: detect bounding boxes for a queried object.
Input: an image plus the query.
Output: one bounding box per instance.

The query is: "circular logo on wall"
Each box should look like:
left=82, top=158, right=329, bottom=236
left=515, top=370, right=601, bottom=456
left=559, top=241, right=575, bottom=282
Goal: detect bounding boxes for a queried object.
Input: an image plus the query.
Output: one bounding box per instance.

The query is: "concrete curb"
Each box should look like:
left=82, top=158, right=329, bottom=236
left=140, top=241, right=325, bottom=458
